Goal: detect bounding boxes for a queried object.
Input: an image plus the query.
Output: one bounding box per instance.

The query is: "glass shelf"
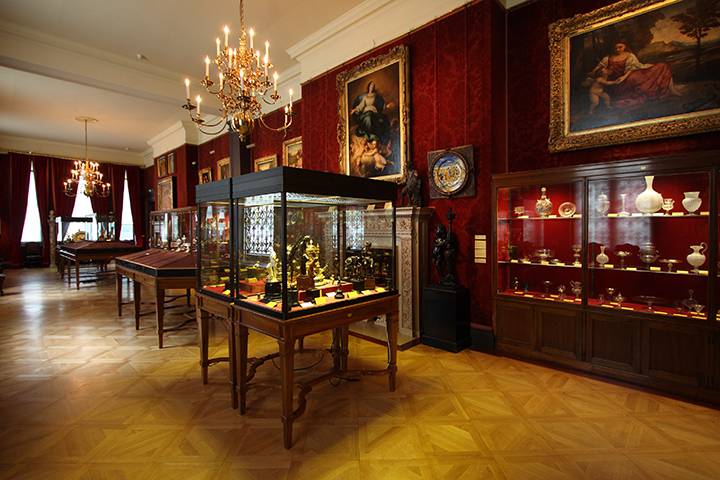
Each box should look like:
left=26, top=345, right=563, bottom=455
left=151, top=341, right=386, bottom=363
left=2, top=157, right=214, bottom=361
left=500, top=260, right=582, bottom=269
left=498, top=215, right=582, bottom=221
left=588, top=266, right=709, bottom=276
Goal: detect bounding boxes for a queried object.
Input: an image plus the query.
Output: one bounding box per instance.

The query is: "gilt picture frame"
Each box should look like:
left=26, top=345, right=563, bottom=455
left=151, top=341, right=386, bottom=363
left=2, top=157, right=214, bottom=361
left=216, top=157, right=231, bottom=180
left=337, top=45, right=409, bottom=183
left=198, top=167, right=212, bottom=184
left=549, top=0, right=720, bottom=152
left=156, top=176, right=175, bottom=211
left=282, top=136, right=303, bottom=168
left=254, top=154, right=277, bottom=172
left=156, top=155, right=167, bottom=178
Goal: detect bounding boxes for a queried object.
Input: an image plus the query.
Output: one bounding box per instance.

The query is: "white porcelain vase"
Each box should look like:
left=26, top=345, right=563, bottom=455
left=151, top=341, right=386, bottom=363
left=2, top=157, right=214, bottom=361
left=686, top=242, right=707, bottom=273
left=596, top=245, right=609, bottom=266
left=682, top=192, right=702, bottom=214
left=635, top=175, right=663, bottom=214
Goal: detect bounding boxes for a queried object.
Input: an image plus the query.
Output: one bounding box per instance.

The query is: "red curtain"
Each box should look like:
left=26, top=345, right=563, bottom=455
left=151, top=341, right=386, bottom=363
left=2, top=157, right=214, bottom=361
left=32, top=156, right=51, bottom=266
left=126, top=166, right=143, bottom=245
left=110, top=165, right=126, bottom=240
left=50, top=157, right=78, bottom=216
left=89, top=163, right=113, bottom=215
left=7, top=153, right=31, bottom=266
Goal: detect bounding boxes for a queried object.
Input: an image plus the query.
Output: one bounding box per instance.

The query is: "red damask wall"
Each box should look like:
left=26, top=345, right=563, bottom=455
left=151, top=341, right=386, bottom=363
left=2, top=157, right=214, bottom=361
left=507, top=0, right=720, bottom=171
left=251, top=102, right=303, bottom=166
left=299, top=0, right=507, bottom=325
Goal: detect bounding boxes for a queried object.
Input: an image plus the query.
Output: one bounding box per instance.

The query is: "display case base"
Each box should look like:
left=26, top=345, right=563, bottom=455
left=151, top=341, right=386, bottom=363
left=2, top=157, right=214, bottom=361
left=421, top=284, right=471, bottom=353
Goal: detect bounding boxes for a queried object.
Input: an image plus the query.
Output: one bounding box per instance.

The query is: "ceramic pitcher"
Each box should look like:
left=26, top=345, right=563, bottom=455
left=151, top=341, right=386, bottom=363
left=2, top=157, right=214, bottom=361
left=687, top=242, right=707, bottom=273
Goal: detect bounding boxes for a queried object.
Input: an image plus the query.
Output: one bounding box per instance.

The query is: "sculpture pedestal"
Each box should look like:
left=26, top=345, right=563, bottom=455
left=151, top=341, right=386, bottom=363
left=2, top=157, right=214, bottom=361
left=421, top=283, right=470, bottom=353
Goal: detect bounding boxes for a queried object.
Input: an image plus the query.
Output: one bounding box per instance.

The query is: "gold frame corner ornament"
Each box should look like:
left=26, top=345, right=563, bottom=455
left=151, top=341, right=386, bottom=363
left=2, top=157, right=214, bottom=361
left=548, top=0, right=720, bottom=152
left=336, top=45, right=410, bottom=183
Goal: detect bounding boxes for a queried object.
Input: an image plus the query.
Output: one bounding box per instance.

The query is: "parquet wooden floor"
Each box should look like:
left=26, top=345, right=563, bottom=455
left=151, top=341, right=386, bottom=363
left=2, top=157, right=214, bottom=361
left=1, top=268, right=719, bottom=479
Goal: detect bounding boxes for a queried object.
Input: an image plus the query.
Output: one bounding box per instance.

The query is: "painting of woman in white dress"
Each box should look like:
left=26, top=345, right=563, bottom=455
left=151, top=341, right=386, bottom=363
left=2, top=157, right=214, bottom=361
left=549, top=0, right=720, bottom=151
left=338, top=46, right=408, bottom=182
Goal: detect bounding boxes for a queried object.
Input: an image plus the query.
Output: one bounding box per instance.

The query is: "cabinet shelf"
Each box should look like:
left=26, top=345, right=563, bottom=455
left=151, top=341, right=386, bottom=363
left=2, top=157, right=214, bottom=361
left=499, top=260, right=582, bottom=269
left=588, top=266, right=709, bottom=277
left=498, top=215, right=581, bottom=221
left=588, top=212, right=709, bottom=219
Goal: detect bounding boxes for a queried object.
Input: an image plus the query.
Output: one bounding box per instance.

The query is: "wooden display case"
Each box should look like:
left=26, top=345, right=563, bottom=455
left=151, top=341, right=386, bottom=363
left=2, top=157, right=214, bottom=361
left=492, top=151, right=719, bottom=403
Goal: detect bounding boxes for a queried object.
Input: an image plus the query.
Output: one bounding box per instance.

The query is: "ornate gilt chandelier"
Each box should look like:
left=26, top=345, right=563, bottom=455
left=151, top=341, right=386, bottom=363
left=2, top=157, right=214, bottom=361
left=182, top=0, right=293, bottom=140
left=63, top=117, right=110, bottom=198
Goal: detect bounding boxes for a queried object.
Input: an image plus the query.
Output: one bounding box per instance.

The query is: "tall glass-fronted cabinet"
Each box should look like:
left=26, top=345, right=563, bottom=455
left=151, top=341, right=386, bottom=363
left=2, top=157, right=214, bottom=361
left=493, top=152, right=719, bottom=401
left=196, top=180, right=233, bottom=299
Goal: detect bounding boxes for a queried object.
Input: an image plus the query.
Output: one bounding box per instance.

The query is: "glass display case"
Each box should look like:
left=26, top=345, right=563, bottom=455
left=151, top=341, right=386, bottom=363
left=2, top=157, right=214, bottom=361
left=197, top=179, right=233, bottom=299
left=56, top=213, right=115, bottom=243
left=149, top=207, right=197, bottom=252
left=494, top=159, right=718, bottom=321
left=196, top=168, right=397, bottom=319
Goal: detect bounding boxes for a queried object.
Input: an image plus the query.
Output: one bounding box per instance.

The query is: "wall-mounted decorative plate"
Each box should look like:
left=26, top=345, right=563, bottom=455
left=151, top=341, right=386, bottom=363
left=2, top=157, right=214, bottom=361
left=428, top=145, right=475, bottom=198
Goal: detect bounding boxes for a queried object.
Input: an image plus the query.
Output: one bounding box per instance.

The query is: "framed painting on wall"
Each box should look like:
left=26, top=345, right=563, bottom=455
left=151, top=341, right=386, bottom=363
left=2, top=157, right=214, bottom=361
left=549, top=0, right=720, bottom=152
left=198, top=167, right=213, bottom=184
left=216, top=157, right=231, bottom=179
left=156, top=155, right=167, bottom=178
left=337, top=45, right=409, bottom=182
left=156, top=177, right=175, bottom=210
left=167, top=152, right=175, bottom=174
left=254, top=154, right=277, bottom=172
left=282, top=136, right=303, bottom=168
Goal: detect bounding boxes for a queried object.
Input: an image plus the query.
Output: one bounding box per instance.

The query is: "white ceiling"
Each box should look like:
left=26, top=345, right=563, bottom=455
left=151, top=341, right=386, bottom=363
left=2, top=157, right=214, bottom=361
left=0, top=0, right=363, bottom=161
left=0, top=0, right=529, bottom=164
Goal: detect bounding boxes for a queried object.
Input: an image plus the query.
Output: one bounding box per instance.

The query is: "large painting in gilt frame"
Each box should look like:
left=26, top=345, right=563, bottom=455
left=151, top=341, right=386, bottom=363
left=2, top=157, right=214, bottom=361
left=549, top=0, right=720, bottom=152
left=337, top=45, right=409, bottom=183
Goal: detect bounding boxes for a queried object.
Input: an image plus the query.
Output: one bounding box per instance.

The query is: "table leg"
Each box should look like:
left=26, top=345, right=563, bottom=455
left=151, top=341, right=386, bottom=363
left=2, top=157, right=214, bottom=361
left=133, top=281, right=141, bottom=330
left=66, top=259, right=71, bottom=286
left=156, top=287, right=165, bottom=349
left=59, top=256, right=64, bottom=278
left=331, top=327, right=342, bottom=371
left=279, top=337, right=295, bottom=449
left=386, top=311, right=398, bottom=392
left=186, top=289, right=191, bottom=306
left=116, top=273, right=123, bottom=317
left=340, top=325, right=350, bottom=372
left=235, top=322, right=248, bottom=413
left=75, top=259, right=80, bottom=290
left=197, top=306, right=209, bottom=385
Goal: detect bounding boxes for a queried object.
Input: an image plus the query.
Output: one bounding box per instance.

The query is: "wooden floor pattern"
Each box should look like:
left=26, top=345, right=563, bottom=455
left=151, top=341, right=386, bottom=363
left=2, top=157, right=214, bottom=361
left=0, top=268, right=719, bottom=479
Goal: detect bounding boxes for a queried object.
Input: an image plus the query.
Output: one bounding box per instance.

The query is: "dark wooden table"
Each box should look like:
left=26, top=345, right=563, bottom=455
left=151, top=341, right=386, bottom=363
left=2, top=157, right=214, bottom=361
left=59, top=241, right=141, bottom=290
left=196, top=291, right=235, bottom=405
left=115, top=249, right=196, bottom=348
left=233, top=293, right=399, bottom=449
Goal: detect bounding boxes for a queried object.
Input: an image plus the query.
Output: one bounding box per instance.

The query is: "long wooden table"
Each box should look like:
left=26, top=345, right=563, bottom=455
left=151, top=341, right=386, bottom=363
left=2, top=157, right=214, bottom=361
left=59, top=241, right=141, bottom=289
left=232, top=293, right=399, bottom=449
left=115, top=249, right=196, bottom=348
left=196, top=291, right=235, bottom=405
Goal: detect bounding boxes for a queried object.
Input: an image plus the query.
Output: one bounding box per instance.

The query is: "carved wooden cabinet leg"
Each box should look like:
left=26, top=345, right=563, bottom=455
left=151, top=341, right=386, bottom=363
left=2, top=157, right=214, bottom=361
left=75, top=259, right=80, bottom=289
left=156, top=287, right=165, bottom=348
left=386, top=311, right=398, bottom=392
left=340, top=325, right=350, bottom=371
left=331, top=327, right=342, bottom=371
left=116, top=273, right=123, bottom=317
left=197, top=306, right=209, bottom=385
left=235, top=321, right=248, bottom=413
left=279, top=336, right=295, bottom=449
left=133, top=281, right=141, bottom=330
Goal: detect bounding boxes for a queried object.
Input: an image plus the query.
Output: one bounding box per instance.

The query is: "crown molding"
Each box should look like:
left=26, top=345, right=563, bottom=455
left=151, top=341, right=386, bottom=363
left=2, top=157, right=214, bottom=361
left=0, top=133, right=145, bottom=165
left=287, top=0, right=473, bottom=82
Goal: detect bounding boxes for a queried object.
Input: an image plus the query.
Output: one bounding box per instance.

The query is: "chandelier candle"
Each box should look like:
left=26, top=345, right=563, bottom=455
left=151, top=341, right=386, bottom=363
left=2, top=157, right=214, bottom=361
left=181, top=0, right=293, bottom=139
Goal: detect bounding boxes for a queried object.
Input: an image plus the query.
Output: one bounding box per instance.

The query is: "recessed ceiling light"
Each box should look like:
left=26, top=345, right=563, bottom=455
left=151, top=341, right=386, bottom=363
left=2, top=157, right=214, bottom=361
left=124, top=147, right=130, bottom=151
left=136, top=53, right=149, bottom=61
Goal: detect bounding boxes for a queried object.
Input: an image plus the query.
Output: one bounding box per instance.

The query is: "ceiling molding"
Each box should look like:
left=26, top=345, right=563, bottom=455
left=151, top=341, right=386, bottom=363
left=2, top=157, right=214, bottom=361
left=287, top=0, right=472, bottom=83
left=0, top=133, right=145, bottom=165
left=0, top=20, right=217, bottom=109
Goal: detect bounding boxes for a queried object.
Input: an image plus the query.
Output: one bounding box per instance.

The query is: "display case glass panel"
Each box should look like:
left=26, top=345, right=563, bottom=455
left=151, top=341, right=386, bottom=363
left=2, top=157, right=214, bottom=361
left=496, top=181, right=584, bottom=304
left=587, top=172, right=711, bottom=319
left=149, top=207, right=197, bottom=252
left=56, top=213, right=115, bottom=243
left=229, top=168, right=397, bottom=320
left=198, top=201, right=233, bottom=298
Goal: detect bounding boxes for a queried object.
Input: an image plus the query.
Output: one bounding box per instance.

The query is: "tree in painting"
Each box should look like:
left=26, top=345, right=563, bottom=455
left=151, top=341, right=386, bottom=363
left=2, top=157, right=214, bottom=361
left=672, top=0, right=720, bottom=74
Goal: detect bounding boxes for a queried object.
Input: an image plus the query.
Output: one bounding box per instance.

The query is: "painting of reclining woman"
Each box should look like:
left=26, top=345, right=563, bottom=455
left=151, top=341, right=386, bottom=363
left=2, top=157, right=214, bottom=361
left=549, top=0, right=720, bottom=151
left=337, top=46, right=408, bottom=182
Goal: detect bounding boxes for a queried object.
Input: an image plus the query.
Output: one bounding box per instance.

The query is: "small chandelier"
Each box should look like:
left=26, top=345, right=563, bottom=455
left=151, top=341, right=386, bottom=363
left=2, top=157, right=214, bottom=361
left=64, top=117, right=111, bottom=198
left=181, top=0, right=293, bottom=140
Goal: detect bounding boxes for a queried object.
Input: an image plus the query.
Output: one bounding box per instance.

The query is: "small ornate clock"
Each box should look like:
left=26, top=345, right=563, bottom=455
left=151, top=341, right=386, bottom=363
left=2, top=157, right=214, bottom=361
left=427, top=145, right=475, bottom=199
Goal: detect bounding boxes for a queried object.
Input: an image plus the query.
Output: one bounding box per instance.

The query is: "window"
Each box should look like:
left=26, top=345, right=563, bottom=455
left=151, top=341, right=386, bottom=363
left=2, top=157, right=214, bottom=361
left=21, top=161, right=42, bottom=243
left=119, top=171, right=134, bottom=241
